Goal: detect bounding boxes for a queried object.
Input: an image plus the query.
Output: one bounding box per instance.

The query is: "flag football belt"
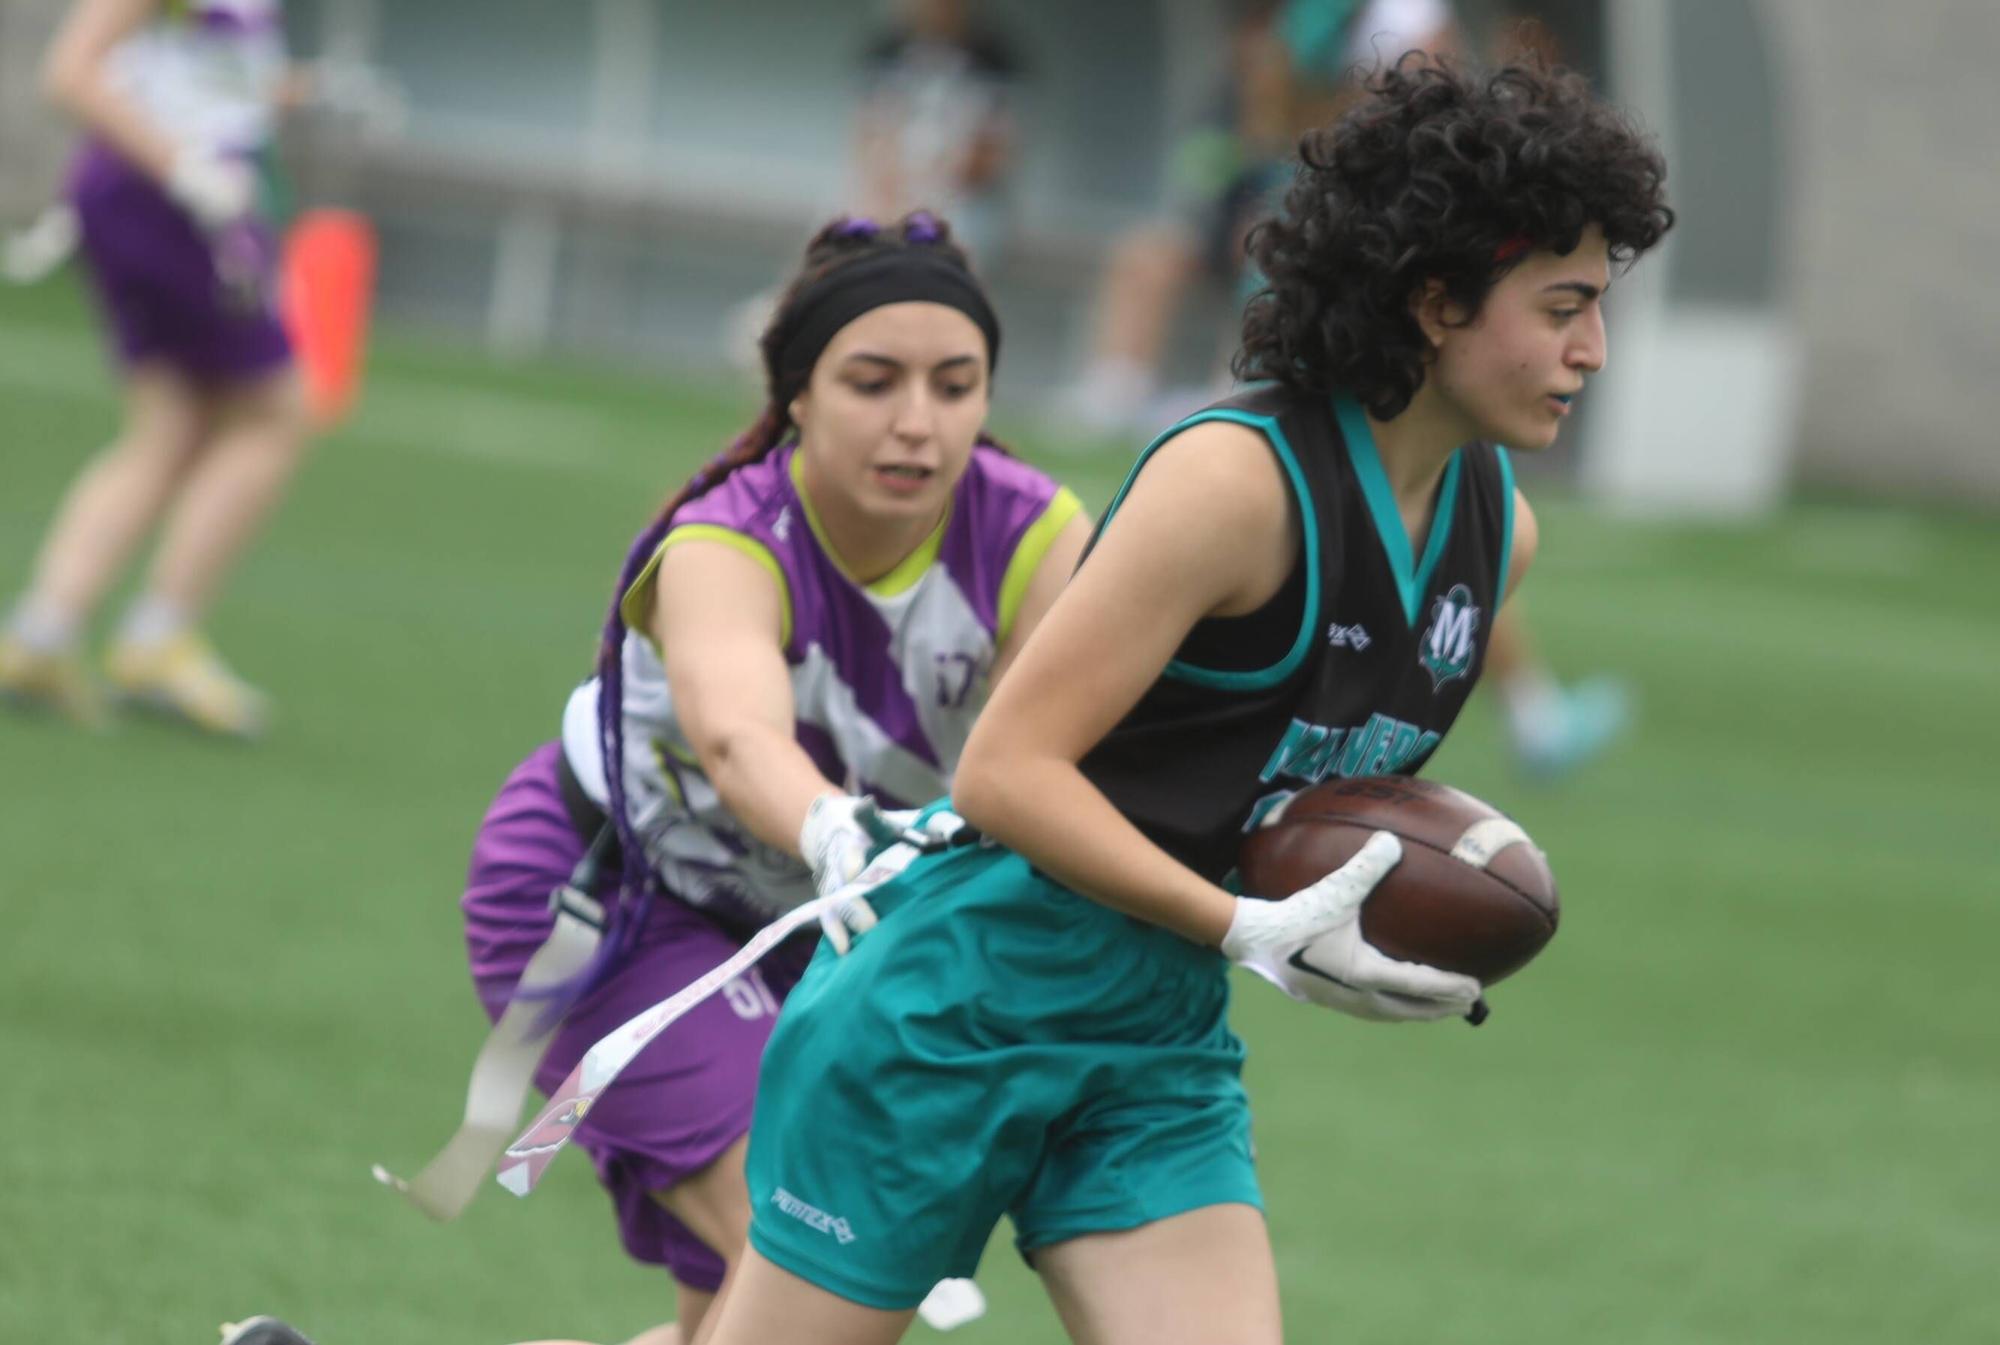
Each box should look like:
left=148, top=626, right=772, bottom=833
left=375, top=760, right=979, bottom=1221
left=372, top=807, right=615, bottom=1221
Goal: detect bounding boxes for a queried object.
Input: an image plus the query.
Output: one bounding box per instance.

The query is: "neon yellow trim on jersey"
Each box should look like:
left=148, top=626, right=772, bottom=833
left=996, top=487, right=1084, bottom=645
left=649, top=741, right=687, bottom=808
left=621, top=525, right=794, bottom=649
left=789, top=449, right=951, bottom=598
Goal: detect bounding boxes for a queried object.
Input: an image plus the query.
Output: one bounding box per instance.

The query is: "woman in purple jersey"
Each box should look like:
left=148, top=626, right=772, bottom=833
left=425, top=213, right=1086, bottom=1345
left=0, top=0, right=307, bottom=738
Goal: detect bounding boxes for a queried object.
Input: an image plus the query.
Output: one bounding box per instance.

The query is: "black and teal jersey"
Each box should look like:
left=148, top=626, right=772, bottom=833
left=1077, top=383, right=1519, bottom=885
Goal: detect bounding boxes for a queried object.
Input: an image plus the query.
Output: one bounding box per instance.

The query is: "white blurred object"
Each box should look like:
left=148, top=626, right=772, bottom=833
left=917, top=1278, right=987, bottom=1331
left=1050, top=357, right=1156, bottom=441
left=1147, top=377, right=1233, bottom=431
left=1585, top=300, right=1800, bottom=517
left=166, top=148, right=256, bottom=229
left=104, top=0, right=287, bottom=155
left=305, top=57, right=408, bottom=139
left=1585, top=0, right=1799, bottom=517
left=724, top=286, right=780, bottom=377
left=1, top=205, right=79, bottom=285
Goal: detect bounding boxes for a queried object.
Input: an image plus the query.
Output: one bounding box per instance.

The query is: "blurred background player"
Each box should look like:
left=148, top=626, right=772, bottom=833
left=1053, top=0, right=1458, bottom=440
left=0, top=0, right=311, bottom=738
left=421, top=214, right=1085, bottom=1345
left=725, top=0, right=1022, bottom=373
left=702, top=58, right=1672, bottom=1345
left=1056, top=0, right=1629, bottom=779
left=853, top=0, right=1023, bottom=266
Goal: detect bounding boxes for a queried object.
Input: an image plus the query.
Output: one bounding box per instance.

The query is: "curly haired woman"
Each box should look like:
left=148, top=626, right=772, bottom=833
left=698, top=56, right=1673, bottom=1345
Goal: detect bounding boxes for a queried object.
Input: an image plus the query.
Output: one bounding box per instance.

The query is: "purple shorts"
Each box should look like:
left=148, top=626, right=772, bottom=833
left=66, top=140, right=290, bottom=383
left=462, top=743, right=812, bottom=1291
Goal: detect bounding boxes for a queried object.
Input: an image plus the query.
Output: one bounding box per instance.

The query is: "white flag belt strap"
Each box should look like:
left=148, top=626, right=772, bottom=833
left=372, top=825, right=614, bottom=1221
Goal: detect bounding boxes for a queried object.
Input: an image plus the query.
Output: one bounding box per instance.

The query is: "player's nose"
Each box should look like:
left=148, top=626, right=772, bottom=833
left=891, top=386, right=938, bottom=441
left=1571, top=307, right=1607, bottom=373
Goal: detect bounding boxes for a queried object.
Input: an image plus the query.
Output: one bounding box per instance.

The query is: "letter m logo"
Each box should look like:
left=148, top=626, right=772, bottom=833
left=1417, top=584, right=1481, bottom=691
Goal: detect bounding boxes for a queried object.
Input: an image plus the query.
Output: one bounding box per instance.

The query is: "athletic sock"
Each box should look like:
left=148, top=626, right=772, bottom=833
left=6, top=596, right=81, bottom=654
left=1498, top=667, right=1564, bottom=749
left=1061, top=357, right=1156, bottom=434
left=116, top=595, right=190, bottom=649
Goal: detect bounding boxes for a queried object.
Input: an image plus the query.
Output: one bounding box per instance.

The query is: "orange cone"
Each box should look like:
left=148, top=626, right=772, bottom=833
left=280, top=209, right=377, bottom=427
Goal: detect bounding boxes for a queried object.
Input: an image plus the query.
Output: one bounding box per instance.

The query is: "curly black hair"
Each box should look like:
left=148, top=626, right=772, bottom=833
left=1235, top=57, right=1675, bottom=418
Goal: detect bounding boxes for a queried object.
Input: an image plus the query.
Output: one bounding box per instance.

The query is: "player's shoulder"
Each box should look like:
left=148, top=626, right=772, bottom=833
left=1128, top=416, right=1293, bottom=536
left=671, top=449, right=797, bottom=539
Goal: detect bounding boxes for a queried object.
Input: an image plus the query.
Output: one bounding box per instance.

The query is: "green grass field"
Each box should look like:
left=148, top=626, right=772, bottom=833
left=3, top=276, right=1996, bottom=1345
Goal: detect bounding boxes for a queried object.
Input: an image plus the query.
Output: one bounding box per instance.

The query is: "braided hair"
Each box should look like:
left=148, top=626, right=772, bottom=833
left=566, top=210, right=992, bottom=1004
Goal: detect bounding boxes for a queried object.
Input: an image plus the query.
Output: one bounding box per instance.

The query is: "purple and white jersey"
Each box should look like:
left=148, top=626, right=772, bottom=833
left=562, top=444, right=1080, bottom=929
left=105, top=0, right=287, bottom=156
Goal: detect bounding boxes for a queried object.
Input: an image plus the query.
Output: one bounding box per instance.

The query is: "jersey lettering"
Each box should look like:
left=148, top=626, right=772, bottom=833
left=1259, top=713, right=1441, bottom=786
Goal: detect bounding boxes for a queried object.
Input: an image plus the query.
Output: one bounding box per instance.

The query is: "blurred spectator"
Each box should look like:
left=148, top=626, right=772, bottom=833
left=728, top=0, right=1022, bottom=371
left=1054, top=0, right=1459, bottom=439
left=852, top=0, right=1024, bottom=265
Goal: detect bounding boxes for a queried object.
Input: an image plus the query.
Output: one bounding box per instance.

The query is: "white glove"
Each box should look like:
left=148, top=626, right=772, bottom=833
left=1221, top=831, right=1481, bottom=1022
left=798, top=792, right=888, bottom=954
left=165, top=149, right=255, bottom=230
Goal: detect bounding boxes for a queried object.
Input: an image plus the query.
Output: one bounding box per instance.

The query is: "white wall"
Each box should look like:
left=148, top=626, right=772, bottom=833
left=1765, top=0, right=2000, bottom=502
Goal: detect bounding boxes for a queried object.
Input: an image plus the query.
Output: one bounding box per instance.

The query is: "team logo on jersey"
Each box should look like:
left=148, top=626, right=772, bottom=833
left=1326, top=621, right=1372, bottom=651
left=1418, top=583, right=1480, bottom=690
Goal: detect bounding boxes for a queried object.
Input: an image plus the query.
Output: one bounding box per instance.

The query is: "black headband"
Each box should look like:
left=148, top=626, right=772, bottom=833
left=769, top=250, right=1002, bottom=398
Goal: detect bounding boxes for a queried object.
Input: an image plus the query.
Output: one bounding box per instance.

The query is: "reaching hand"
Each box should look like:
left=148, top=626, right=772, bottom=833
left=797, top=792, right=888, bottom=954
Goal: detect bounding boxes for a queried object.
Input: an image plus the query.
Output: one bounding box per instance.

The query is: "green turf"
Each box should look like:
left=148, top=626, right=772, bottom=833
left=2, top=275, right=1995, bottom=1344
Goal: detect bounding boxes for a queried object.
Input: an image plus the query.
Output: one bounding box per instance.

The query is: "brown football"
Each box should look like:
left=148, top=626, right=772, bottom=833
left=1237, top=776, right=1559, bottom=985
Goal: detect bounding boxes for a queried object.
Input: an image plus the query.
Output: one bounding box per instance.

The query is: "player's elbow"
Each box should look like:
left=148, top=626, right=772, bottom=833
left=691, top=719, right=760, bottom=798
left=39, top=44, right=101, bottom=117
left=948, top=735, right=1008, bottom=836
left=39, top=53, right=80, bottom=111
left=949, top=726, right=1041, bottom=842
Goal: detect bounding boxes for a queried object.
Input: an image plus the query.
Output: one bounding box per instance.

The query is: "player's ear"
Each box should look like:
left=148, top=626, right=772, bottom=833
left=1410, top=278, right=1468, bottom=349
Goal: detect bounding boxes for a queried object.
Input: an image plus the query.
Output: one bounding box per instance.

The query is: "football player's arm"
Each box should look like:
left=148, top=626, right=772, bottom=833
left=952, top=422, right=1295, bottom=947
left=41, top=0, right=178, bottom=182
left=989, top=505, right=1091, bottom=687
left=648, top=539, right=831, bottom=861
left=1503, top=488, right=1539, bottom=606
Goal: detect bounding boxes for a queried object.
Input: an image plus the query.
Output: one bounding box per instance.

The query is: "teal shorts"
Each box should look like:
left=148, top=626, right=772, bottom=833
left=744, top=840, right=1260, bottom=1309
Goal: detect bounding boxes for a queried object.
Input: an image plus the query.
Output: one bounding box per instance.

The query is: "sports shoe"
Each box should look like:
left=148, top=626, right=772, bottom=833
left=219, top=1318, right=314, bottom=1345
left=106, top=632, right=269, bottom=739
left=1512, top=676, right=1633, bottom=780
left=0, top=634, right=107, bottom=728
